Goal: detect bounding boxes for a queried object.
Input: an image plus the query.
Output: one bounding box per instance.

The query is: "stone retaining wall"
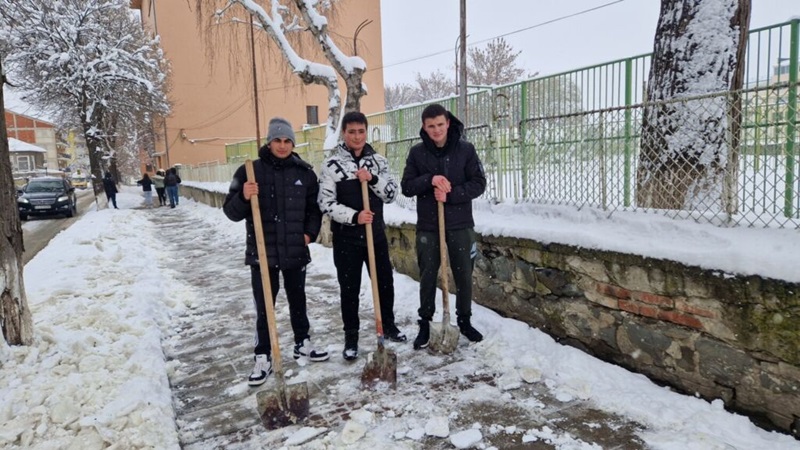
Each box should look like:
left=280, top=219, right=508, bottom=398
left=385, top=223, right=800, bottom=437
left=184, top=186, right=800, bottom=436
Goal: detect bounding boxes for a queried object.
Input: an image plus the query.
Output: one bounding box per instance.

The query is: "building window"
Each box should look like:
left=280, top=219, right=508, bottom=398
left=306, top=105, right=319, bottom=125
left=15, top=155, right=33, bottom=171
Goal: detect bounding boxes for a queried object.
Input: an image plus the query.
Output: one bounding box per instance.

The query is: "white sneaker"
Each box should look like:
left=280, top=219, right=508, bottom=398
left=293, top=338, right=329, bottom=362
left=248, top=354, right=272, bottom=386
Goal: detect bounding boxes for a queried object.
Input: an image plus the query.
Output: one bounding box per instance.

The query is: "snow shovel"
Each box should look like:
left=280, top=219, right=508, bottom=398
left=246, top=160, right=310, bottom=429
left=359, top=180, right=398, bottom=389
left=428, top=201, right=460, bottom=354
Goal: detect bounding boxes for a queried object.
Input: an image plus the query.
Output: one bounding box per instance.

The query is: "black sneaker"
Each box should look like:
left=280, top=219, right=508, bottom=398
left=457, top=317, right=483, bottom=343
left=248, top=354, right=272, bottom=386
left=384, top=324, right=407, bottom=343
left=343, top=331, right=358, bottom=361
left=293, top=338, right=329, bottom=362
left=413, top=320, right=430, bottom=350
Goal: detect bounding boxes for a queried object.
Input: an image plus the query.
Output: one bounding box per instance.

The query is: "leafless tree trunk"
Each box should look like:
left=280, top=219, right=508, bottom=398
left=637, top=0, right=751, bottom=211
left=0, top=63, right=34, bottom=348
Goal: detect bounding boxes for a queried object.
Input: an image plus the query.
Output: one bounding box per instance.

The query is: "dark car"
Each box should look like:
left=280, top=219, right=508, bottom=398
left=17, top=177, right=78, bottom=220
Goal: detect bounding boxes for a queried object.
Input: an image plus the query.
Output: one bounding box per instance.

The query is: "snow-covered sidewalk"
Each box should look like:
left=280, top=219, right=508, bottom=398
left=1, top=187, right=798, bottom=449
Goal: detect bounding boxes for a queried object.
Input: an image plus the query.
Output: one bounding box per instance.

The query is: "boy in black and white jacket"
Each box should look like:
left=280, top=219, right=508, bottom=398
left=318, top=111, right=407, bottom=361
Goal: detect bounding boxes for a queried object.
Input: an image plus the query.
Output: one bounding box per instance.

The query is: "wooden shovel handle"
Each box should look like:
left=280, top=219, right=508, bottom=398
left=438, top=201, right=450, bottom=316
left=245, top=160, right=284, bottom=376
left=362, top=180, right=384, bottom=341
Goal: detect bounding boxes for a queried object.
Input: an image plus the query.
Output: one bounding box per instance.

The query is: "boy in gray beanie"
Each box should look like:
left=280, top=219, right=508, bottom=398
left=267, top=117, right=296, bottom=145
left=223, top=116, right=328, bottom=387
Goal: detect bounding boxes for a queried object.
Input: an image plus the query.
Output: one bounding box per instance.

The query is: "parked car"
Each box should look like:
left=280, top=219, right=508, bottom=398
left=17, top=177, right=77, bottom=220
left=70, top=174, right=89, bottom=189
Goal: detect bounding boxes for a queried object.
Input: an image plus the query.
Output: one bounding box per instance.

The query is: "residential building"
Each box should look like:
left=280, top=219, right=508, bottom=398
left=131, top=0, right=386, bottom=168
left=3, top=86, right=60, bottom=173
left=8, top=137, right=47, bottom=184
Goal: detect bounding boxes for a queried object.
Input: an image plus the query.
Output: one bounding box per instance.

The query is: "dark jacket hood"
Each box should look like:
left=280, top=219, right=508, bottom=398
left=419, top=111, right=465, bottom=152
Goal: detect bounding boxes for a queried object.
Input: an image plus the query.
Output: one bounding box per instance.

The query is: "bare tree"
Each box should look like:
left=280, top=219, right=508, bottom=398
left=636, top=0, right=751, bottom=210
left=468, top=38, right=526, bottom=87
left=413, top=70, right=456, bottom=103
left=385, top=38, right=529, bottom=109
left=384, top=83, right=416, bottom=110
left=0, top=60, right=34, bottom=350
left=1, top=0, right=170, bottom=199
left=197, top=0, right=367, bottom=148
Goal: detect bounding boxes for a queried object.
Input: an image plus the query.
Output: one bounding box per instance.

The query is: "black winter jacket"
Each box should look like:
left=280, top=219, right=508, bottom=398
left=102, top=175, right=117, bottom=195
left=164, top=172, right=181, bottom=187
left=136, top=177, right=154, bottom=191
left=401, top=112, right=486, bottom=232
left=223, top=150, right=322, bottom=269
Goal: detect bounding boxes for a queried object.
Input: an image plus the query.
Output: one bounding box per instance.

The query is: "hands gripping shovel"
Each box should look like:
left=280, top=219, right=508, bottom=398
left=428, top=201, right=460, bottom=354
left=246, top=160, right=310, bottom=429
left=359, top=180, right=398, bottom=389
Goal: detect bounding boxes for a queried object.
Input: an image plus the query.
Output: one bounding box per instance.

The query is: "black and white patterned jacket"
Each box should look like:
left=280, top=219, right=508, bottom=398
left=318, top=142, right=397, bottom=245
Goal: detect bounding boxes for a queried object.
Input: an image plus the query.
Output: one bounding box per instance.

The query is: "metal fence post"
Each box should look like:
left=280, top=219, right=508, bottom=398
left=623, top=58, right=633, bottom=207
left=397, top=108, right=405, bottom=142
left=600, top=111, right=608, bottom=209
left=784, top=19, right=798, bottom=218
left=520, top=81, right=530, bottom=199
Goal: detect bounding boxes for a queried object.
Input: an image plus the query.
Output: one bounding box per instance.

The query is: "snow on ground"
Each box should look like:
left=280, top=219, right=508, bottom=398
left=1, top=185, right=799, bottom=449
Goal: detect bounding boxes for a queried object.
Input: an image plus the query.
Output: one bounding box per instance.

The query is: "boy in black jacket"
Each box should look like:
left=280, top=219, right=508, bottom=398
left=401, top=104, right=487, bottom=350
left=223, top=117, right=328, bottom=386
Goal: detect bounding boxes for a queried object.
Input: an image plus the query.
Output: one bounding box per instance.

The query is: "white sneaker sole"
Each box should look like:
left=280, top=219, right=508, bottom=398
left=294, top=353, right=330, bottom=362
left=248, top=373, right=271, bottom=386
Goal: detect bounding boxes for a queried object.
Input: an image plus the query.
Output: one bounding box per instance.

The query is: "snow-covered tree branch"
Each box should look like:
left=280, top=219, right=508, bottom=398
left=198, top=0, right=367, bottom=149
left=0, top=0, right=170, bottom=197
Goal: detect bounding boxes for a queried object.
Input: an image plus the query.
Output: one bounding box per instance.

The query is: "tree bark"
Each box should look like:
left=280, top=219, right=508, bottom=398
left=637, top=0, right=751, bottom=211
left=0, top=64, right=34, bottom=348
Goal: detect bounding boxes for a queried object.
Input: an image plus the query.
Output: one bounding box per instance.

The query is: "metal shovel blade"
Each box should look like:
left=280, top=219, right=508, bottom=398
left=429, top=316, right=460, bottom=354
left=360, top=345, right=397, bottom=389
left=256, top=381, right=310, bottom=430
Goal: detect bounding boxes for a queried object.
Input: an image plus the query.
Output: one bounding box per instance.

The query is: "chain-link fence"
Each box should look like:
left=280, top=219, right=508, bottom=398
left=186, top=19, right=799, bottom=228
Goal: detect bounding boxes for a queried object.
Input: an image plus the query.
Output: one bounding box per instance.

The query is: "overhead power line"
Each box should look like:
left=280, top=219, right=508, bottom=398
left=373, top=0, right=626, bottom=74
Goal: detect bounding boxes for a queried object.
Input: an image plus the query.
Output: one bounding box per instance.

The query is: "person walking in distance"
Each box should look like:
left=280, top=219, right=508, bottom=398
left=152, top=170, right=167, bottom=206
left=136, top=173, right=155, bottom=208
left=401, top=104, right=487, bottom=350
left=223, top=117, right=328, bottom=386
left=318, top=111, right=407, bottom=361
left=102, top=172, right=118, bottom=209
left=164, top=167, right=181, bottom=208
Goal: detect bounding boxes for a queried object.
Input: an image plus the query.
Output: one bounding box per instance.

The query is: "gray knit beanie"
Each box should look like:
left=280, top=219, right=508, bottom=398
left=267, top=117, right=295, bottom=145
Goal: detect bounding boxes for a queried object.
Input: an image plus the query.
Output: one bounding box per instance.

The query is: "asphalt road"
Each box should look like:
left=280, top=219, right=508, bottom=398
left=21, top=189, right=99, bottom=265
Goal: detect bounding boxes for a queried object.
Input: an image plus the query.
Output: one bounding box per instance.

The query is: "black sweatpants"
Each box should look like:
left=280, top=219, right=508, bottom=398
left=416, top=228, right=477, bottom=321
left=155, top=187, right=166, bottom=205
left=332, top=237, right=396, bottom=334
left=250, top=265, right=310, bottom=356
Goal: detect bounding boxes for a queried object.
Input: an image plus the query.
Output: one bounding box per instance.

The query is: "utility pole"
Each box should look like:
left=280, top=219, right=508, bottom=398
left=152, top=0, right=170, bottom=168
left=250, top=15, right=262, bottom=148
left=458, top=0, right=467, bottom=124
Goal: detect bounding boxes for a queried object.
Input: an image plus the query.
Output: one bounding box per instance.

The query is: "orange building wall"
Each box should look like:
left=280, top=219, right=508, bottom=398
left=135, top=0, right=385, bottom=168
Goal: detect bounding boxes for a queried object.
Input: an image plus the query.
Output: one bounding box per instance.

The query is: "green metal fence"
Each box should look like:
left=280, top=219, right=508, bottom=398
left=201, top=19, right=800, bottom=228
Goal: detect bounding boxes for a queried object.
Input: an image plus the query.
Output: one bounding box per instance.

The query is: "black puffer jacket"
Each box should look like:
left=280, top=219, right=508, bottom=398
left=223, top=149, right=322, bottom=269
left=401, top=112, right=486, bottom=232
left=102, top=174, right=117, bottom=195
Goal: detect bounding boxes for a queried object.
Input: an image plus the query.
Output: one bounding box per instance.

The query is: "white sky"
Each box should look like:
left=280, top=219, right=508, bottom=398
left=2, top=185, right=800, bottom=448
left=379, top=0, right=800, bottom=86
